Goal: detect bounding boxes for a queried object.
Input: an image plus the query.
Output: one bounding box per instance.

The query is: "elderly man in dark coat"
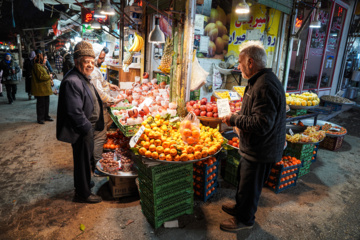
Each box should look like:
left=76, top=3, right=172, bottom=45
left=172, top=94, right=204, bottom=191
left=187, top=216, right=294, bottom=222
left=56, top=41, right=104, bottom=203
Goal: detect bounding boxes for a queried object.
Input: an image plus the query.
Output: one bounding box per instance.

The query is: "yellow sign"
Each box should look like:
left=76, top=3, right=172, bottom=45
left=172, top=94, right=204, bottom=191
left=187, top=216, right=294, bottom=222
left=227, top=4, right=281, bottom=59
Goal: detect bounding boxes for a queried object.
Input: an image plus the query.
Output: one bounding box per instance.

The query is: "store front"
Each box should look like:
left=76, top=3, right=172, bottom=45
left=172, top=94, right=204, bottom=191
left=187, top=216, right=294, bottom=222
left=286, top=0, right=351, bottom=96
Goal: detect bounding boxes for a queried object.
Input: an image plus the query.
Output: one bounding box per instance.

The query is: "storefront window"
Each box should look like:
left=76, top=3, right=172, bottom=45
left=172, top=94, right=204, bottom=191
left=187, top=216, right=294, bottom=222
left=320, top=4, right=346, bottom=88
left=287, top=9, right=311, bottom=91
left=303, top=3, right=332, bottom=90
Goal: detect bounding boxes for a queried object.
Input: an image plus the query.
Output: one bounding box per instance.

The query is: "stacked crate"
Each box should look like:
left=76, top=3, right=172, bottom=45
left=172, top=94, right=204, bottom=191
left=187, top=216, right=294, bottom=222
left=287, top=109, right=307, bottom=116
left=193, top=157, right=219, bottom=202
left=284, top=142, right=315, bottom=177
left=223, top=150, right=240, bottom=187
left=265, top=159, right=301, bottom=194
left=134, top=157, right=193, bottom=229
left=311, top=143, right=320, bottom=162
left=320, top=135, right=345, bottom=151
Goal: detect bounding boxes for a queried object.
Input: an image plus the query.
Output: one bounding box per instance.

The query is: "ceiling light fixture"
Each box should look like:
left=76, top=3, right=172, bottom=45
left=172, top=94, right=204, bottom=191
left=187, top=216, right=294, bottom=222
left=94, top=1, right=106, bottom=18
left=235, top=0, right=250, bottom=14
left=91, top=20, right=101, bottom=29
left=149, top=0, right=165, bottom=44
left=310, top=2, right=321, bottom=28
left=100, top=0, right=115, bottom=16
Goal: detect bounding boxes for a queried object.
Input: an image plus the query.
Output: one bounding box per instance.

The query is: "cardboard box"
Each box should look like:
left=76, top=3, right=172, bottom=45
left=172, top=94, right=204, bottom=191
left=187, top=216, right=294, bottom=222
left=109, top=177, right=138, bottom=198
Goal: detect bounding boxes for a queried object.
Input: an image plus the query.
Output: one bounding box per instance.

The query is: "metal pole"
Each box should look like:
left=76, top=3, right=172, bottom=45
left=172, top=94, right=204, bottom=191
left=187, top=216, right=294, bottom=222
left=17, top=34, right=23, bottom=68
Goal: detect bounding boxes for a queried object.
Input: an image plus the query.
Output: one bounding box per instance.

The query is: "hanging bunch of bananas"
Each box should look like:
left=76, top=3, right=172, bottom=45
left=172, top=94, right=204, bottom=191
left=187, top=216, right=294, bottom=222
left=158, top=37, right=173, bottom=74
left=128, top=32, right=144, bottom=52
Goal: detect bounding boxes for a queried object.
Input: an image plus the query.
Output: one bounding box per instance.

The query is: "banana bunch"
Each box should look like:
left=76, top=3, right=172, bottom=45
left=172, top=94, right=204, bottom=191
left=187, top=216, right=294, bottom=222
left=128, top=32, right=144, bottom=52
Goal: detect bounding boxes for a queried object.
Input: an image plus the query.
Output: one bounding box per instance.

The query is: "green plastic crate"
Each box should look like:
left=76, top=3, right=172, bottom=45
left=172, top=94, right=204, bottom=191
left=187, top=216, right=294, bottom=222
left=224, top=170, right=239, bottom=187
left=141, top=201, right=193, bottom=229
left=284, top=142, right=314, bottom=162
left=288, top=109, right=307, bottom=116
left=109, top=108, right=140, bottom=137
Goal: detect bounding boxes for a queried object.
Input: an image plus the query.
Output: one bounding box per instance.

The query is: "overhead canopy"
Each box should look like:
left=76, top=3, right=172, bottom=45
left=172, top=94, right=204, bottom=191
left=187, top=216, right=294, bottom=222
left=256, top=0, right=293, bottom=15
left=31, top=0, right=84, bottom=11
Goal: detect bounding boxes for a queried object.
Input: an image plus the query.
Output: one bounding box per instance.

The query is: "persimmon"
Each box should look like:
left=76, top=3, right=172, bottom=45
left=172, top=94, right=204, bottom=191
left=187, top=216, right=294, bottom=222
left=192, top=130, right=200, bottom=138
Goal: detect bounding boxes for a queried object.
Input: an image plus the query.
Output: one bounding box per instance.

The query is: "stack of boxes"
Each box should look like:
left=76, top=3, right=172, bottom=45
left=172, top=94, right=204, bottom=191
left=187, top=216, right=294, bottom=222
left=223, top=150, right=240, bottom=187
left=134, top=157, right=193, bottom=229
left=193, top=157, right=219, bottom=202
left=284, top=142, right=315, bottom=177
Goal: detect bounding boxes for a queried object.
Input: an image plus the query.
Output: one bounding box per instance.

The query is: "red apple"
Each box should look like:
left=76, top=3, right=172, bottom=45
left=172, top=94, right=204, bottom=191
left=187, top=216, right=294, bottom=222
left=193, top=104, right=200, bottom=109
left=213, top=113, right=218, bottom=118
left=186, top=106, right=194, bottom=112
left=213, top=106, right=218, bottom=113
left=200, top=98, right=207, bottom=105
left=128, top=109, right=138, bottom=118
left=206, top=112, right=213, bottom=117
left=125, top=89, right=132, bottom=96
left=206, top=105, right=213, bottom=112
left=189, top=100, right=195, bottom=106
left=143, top=72, right=149, bottom=79
left=200, top=111, right=207, bottom=116
left=194, top=109, right=200, bottom=116
left=200, top=105, right=206, bottom=111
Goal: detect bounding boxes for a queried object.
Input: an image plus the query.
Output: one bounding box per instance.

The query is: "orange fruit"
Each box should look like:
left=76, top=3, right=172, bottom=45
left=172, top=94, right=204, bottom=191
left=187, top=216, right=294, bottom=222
left=186, top=136, right=196, bottom=145
left=170, top=148, right=178, bottom=157
left=183, top=129, right=192, bottom=137
left=180, top=153, right=189, bottom=161
left=194, top=151, right=202, bottom=159
left=149, top=144, right=156, bottom=152
left=164, top=148, right=171, bottom=155
left=156, top=146, right=164, bottom=154
left=174, top=155, right=180, bottom=161
left=142, top=142, right=150, bottom=150
left=145, top=150, right=152, bottom=158
left=201, top=148, right=209, bottom=158
left=151, top=152, right=159, bottom=159
left=188, top=154, right=194, bottom=160
left=187, top=146, right=194, bottom=154
left=139, top=147, right=147, bottom=155
left=154, top=139, right=162, bottom=146
left=162, top=141, right=170, bottom=149
left=159, top=153, right=166, bottom=160
left=192, top=130, right=200, bottom=138
left=165, top=154, right=173, bottom=161
left=194, top=145, right=203, bottom=152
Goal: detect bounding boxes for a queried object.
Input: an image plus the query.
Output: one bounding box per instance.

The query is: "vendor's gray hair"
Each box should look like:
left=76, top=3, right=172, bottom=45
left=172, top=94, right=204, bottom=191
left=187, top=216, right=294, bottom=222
left=239, top=41, right=267, bottom=69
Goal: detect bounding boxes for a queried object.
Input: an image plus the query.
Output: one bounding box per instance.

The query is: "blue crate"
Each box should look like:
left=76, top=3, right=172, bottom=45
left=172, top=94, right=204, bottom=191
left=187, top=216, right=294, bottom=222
left=193, top=159, right=219, bottom=202
left=312, top=143, right=319, bottom=162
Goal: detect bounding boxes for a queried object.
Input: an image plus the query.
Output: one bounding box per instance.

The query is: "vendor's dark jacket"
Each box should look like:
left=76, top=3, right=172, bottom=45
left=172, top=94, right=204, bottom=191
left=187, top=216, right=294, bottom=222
left=0, top=60, right=20, bottom=84
left=230, top=68, right=286, bottom=163
left=56, top=67, right=104, bottom=144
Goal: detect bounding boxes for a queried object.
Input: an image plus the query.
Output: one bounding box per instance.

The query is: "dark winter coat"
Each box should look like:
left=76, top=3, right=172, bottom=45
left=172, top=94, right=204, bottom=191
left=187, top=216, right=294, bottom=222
left=229, top=68, right=286, bottom=163
left=62, top=53, right=75, bottom=77
left=56, top=67, right=104, bottom=144
left=0, top=59, right=20, bottom=85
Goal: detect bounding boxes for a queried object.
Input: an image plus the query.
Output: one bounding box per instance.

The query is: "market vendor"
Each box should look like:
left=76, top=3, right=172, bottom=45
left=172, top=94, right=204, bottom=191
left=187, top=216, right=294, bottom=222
left=90, top=43, right=121, bottom=175
left=56, top=41, right=104, bottom=204
left=221, top=41, right=286, bottom=232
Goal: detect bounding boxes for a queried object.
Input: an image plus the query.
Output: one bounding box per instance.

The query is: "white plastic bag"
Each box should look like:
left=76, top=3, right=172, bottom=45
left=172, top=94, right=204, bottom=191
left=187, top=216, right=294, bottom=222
left=212, top=64, right=223, bottom=90
left=190, top=56, right=209, bottom=91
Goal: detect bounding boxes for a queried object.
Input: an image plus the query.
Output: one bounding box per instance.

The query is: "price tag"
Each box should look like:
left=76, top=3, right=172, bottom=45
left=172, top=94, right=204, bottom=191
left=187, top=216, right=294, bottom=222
left=217, top=99, right=231, bottom=118
left=129, top=126, right=145, bottom=148
left=289, top=129, right=294, bottom=136
left=138, top=98, right=153, bottom=110
left=229, top=92, right=240, bottom=101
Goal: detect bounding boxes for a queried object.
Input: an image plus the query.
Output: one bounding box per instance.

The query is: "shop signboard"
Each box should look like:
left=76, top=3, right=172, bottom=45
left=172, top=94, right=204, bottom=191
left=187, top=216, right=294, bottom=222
left=81, top=8, right=110, bottom=25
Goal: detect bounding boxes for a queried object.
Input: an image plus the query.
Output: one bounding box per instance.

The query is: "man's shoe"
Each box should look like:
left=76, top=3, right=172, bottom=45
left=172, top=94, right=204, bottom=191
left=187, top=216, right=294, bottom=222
left=45, top=117, right=54, bottom=121
left=37, top=120, right=45, bottom=124
left=222, top=203, right=237, bottom=216
left=90, top=180, right=95, bottom=189
left=220, top=218, right=253, bottom=232
left=73, top=193, right=102, bottom=203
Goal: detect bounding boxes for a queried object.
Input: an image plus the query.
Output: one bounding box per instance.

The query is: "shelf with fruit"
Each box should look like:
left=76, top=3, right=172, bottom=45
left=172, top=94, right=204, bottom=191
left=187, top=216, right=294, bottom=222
left=233, top=86, right=245, bottom=97
left=286, top=126, right=326, bottom=144
left=186, top=98, right=241, bottom=118
left=286, top=92, right=320, bottom=108
left=133, top=115, right=224, bottom=163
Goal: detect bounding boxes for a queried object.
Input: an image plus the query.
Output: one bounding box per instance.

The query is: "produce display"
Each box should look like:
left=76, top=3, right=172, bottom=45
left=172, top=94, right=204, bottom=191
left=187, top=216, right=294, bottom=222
left=286, top=126, right=326, bottom=143
left=135, top=115, right=224, bottom=162
left=103, top=130, right=131, bottom=150
left=321, top=123, right=347, bottom=136
left=193, top=157, right=218, bottom=199
left=321, top=95, right=354, bottom=104
left=233, top=86, right=245, bottom=97
left=128, top=32, right=144, bottom=52
left=110, top=81, right=177, bottom=126
left=275, top=156, right=302, bottom=167
left=205, top=6, right=229, bottom=57
left=186, top=98, right=241, bottom=117
left=158, top=37, right=173, bottom=74
left=285, top=92, right=320, bottom=106
left=227, top=137, right=239, bottom=148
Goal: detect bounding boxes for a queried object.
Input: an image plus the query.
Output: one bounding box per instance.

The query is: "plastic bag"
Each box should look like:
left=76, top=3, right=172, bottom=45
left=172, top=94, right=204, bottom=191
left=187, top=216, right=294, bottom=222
left=179, top=112, right=201, bottom=145
left=212, top=64, right=223, bottom=90
left=190, top=56, right=209, bottom=91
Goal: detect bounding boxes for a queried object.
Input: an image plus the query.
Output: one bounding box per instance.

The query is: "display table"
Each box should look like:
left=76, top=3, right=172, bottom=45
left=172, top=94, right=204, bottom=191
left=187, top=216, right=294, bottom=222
left=286, top=111, right=320, bottom=126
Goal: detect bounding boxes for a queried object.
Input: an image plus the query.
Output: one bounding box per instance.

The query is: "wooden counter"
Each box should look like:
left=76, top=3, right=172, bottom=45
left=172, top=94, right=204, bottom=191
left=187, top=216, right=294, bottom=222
left=107, top=64, right=140, bottom=86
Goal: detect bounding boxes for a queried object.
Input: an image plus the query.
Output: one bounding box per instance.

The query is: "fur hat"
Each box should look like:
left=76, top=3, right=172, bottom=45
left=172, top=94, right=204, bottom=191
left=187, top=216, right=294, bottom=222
left=74, top=41, right=95, bottom=59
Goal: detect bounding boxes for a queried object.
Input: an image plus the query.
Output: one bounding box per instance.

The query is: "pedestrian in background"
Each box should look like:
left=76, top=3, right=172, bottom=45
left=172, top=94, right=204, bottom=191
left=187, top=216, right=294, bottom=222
left=0, top=69, right=3, bottom=97
left=221, top=41, right=286, bottom=232
left=62, top=51, right=75, bottom=77
left=57, top=41, right=104, bottom=203
left=0, top=53, right=20, bottom=104
left=31, top=53, right=53, bottom=124
left=23, top=51, right=36, bottom=100
left=55, top=52, right=63, bottom=74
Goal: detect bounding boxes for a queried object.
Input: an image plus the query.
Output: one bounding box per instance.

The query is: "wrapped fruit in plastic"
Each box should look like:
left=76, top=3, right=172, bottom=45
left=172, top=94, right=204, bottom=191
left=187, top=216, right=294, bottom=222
left=179, top=112, right=200, bottom=145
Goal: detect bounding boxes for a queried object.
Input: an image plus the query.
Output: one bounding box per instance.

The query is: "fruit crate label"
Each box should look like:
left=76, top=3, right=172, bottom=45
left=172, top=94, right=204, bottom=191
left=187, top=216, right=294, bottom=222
left=217, top=99, right=231, bottom=118
left=130, top=126, right=145, bottom=148
left=229, top=92, right=240, bottom=101
left=289, top=129, right=294, bottom=136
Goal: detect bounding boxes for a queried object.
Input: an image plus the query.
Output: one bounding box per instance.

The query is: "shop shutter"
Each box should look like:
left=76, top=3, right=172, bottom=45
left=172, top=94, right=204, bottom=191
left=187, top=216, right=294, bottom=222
left=257, top=0, right=293, bottom=15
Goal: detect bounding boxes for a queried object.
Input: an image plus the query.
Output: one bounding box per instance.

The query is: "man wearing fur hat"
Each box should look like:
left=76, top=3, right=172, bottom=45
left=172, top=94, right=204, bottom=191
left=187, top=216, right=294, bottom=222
left=90, top=44, right=121, bottom=174
left=56, top=41, right=104, bottom=203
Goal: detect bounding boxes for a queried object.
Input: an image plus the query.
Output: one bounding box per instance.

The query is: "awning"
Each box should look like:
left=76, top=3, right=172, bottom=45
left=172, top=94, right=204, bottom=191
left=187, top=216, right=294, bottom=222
left=257, top=0, right=293, bottom=15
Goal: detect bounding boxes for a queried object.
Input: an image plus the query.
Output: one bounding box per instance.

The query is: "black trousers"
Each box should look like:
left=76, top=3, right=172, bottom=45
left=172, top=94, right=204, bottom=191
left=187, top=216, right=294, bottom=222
left=5, top=84, right=17, bottom=103
left=235, top=156, right=273, bottom=226
left=71, top=129, right=94, bottom=198
left=36, top=96, right=50, bottom=122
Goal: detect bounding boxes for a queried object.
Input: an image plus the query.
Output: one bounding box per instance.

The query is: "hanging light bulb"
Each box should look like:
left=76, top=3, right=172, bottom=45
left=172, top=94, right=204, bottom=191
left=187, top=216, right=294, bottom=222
left=100, top=0, right=115, bottom=15
left=91, top=20, right=101, bottom=29
left=94, top=1, right=105, bottom=18
left=235, top=0, right=250, bottom=14
left=149, top=17, right=165, bottom=44
left=310, top=2, right=321, bottom=28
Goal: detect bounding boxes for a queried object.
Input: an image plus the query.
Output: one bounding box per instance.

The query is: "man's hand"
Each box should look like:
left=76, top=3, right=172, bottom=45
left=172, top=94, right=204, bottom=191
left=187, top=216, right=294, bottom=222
left=221, top=114, right=232, bottom=126
left=109, top=84, right=120, bottom=91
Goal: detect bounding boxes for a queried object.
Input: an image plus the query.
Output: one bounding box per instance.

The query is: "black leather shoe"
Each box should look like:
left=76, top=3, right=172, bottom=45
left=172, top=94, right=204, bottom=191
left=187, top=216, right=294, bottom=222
left=45, top=117, right=54, bottom=121
left=90, top=181, right=95, bottom=188
left=220, top=217, right=253, bottom=232
left=222, top=203, right=237, bottom=216
left=73, top=193, right=102, bottom=203
left=37, top=120, right=45, bottom=124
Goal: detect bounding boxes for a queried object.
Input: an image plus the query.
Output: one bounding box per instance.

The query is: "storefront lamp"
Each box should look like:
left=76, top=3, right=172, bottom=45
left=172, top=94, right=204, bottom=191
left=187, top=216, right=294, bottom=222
left=100, top=0, right=115, bottom=16
left=149, top=17, right=165, bottom=44
left=235, top=0, right=250, bottom=14
left=91, top=20, right=101, bottom=29
left=94, top=2, right=106, bottom=18
left=309, top=2, right=321, bottom=28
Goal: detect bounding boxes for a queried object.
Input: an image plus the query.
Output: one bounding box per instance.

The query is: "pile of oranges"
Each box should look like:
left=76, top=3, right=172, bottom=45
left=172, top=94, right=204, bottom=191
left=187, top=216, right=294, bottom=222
left=136, top=115, right=224, bottom=162
left=275, top=156, right=301, bottom=168
left=103, top=132, right=121, bottom=150
left=179, top=119, right=200, bottom=145
left=228, top=137, right=239, bottom=148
